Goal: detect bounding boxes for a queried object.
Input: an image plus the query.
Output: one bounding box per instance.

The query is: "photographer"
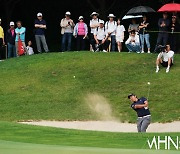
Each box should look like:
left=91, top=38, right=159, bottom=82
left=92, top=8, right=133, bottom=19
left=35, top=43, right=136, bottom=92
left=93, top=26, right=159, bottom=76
left=60, top=12, right=75, bottom=52
left=156, top=45, right=174, bottom=73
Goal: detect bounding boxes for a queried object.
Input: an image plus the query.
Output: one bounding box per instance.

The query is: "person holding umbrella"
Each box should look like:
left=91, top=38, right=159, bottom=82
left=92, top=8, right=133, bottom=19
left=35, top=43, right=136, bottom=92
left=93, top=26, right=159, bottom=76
left=155, top=13, right=170, bottom=51
left=169, top=15, right=179, bottom=52
left=139, top=15, right=151, bottom=53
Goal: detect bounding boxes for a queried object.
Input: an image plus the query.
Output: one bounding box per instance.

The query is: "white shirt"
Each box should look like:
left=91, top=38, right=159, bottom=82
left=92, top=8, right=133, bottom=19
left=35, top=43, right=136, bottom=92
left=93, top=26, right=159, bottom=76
left=158, top=50, right=174, bottom=62
left=105, top=21, right=117, bottom=35
left=90, top=18, right=99, bottom=34
left=26, top=46, right=34, bottom=55
left=94, top=27, right=107, bottom=40
left=125, top=34, right=140, bottom=45
left=116, top=25, right=125, bottom=36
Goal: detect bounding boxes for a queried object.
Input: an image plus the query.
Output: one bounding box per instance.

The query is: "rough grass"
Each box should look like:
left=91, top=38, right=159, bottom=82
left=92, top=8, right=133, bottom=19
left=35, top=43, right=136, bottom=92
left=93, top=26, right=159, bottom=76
left=0, top=52, right=179, bottom=122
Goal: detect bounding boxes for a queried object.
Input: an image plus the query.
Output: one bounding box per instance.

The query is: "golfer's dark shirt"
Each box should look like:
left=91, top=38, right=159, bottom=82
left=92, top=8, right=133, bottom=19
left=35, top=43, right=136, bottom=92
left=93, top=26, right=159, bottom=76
left=131, top=97, right=151, bottom=117
left=158, top=18, right=170, bottom=32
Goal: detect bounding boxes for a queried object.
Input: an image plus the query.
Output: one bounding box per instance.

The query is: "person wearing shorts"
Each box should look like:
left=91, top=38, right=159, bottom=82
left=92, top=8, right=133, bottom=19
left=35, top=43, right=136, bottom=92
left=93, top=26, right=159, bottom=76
left=116, top=18, right=125, bottom=52
left=128, top=94, right=151, bottom=133
left=156, top=45, right=174, bottom=73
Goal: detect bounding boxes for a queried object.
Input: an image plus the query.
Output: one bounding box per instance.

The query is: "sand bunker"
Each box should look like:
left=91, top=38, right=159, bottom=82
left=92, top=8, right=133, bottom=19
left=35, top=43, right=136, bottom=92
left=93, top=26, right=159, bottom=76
left=20, top=121, right=180, bottom=132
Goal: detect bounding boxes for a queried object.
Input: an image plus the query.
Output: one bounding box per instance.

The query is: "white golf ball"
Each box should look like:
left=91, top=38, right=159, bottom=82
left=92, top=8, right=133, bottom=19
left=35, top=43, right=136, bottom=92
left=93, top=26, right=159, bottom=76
left=73, top=76, right=76, bottom=78
left=147, top=82, right=151, bottom=85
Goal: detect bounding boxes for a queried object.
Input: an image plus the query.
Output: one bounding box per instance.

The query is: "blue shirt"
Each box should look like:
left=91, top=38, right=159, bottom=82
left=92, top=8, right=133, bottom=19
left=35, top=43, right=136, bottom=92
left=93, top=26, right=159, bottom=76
left=34, top=19, right=46, bottom=35
left=15, top=27, right=26, bottom=42
left=131, top=97, right=151, bottom=117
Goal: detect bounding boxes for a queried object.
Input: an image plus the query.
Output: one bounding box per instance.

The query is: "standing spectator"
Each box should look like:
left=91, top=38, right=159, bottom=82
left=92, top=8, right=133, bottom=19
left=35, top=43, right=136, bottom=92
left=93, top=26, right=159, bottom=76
left=34, top=13, right=49, bottom=53
left=156, top=45, right=174, bottom=73
left=6, top=21, right=16, bottom=58
left=116, top=19, right=125, bottom=52
left=93, top=20, right=110, bottom=52
left=125, top=30, right=140, bottom=53
left=90, top=12, right=100, bottom=51
left=26, top=41, right=34, bottom=55
left=15, top=21, right=27, bottom=56
left=0, top=18, right=5, bottom=60
left=139, top=15, right=151, bottom=53
left=128, top=19, right=139, bottom=33
left=60, top=11, right=75, bottom=52
left=155, top=13, right=170, bottom=51
left=0, top=19, right=5, bottom=46
left=169, top=16, right=179, bottom=52
left=73, top=16, right=88, bottom=51
left=105, top=14, right=117, bottom=52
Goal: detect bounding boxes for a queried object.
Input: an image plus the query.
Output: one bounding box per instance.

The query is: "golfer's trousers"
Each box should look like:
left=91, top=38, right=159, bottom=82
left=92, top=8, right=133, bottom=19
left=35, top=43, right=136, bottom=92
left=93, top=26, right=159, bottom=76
left=137, top=116, right=151, bottom=132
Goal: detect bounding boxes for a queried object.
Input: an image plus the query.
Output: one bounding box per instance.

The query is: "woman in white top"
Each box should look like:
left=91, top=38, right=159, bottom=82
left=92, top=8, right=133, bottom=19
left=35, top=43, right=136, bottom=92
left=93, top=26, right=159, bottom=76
left=116, top=19, right=125, bottom=52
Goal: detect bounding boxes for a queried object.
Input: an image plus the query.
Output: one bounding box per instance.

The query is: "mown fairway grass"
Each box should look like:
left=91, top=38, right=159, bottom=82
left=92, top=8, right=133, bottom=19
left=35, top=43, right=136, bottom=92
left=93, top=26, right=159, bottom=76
left=0, top=52, right=179, bottom=122
left=0, top=121, right=179, bottom=154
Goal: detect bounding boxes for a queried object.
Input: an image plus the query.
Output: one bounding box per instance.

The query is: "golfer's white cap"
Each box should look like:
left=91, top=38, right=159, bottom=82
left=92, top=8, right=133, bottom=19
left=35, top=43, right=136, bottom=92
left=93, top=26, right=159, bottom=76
left=78, top=16, right=84, bottom=20
left=108, top=14, right=116, bottom=18
left=37, top=12, right=43, bottom=17
left=65, top=11, right=71, bottom=16
left=99, top=20, right=104, bottom=24
left=10, top=21, right=15, bottom=26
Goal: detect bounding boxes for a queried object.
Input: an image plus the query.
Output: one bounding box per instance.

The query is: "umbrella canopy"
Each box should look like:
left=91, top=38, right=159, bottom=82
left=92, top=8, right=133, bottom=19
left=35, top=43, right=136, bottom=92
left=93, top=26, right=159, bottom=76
left=126, top=6, right=156, bottom=15
left=122, top=15, right=143, bottom=20
left=158, top=3, right=180, bottom=12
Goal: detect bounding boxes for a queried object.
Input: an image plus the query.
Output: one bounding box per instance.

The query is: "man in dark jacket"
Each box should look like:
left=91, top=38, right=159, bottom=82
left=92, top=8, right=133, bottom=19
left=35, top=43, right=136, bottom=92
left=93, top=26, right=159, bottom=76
left=6, top=22, right=16, bottom=58
left=155, top=13, right=170, bottom=52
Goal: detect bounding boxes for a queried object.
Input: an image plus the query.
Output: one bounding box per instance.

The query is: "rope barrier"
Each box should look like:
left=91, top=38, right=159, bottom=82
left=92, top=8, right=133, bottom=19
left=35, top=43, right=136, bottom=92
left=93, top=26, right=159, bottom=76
left=145, top=30, right=180, bottom=34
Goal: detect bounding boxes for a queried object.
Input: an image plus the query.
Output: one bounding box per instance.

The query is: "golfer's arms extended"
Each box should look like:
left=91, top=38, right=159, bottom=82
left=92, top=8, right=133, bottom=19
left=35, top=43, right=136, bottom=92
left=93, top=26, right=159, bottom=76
left=135, top=101, right=148, bottom=109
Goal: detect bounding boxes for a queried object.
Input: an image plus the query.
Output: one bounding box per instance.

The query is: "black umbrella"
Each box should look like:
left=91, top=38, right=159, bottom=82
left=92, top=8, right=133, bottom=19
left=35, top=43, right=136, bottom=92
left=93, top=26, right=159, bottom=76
left=126, top=6, right=156, bottom=15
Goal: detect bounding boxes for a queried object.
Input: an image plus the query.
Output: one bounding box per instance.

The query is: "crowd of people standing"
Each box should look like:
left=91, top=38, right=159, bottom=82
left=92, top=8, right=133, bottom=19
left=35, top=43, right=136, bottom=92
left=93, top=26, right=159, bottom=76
left=0, top=11, right=179, bottom=59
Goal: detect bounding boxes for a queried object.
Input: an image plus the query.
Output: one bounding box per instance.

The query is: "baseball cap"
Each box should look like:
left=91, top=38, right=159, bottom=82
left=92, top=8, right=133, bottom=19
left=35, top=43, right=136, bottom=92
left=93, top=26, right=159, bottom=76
left=99, top=20, right=104, bottom=24
left=37, top=13, right=43, bottom=17
left=10, top=21, right=15, bottom=26
left=78, top=16, right=84, bottom=20
left=65, top=11, right=71, bottom=16
left=128, top=94, right=135, bottom=99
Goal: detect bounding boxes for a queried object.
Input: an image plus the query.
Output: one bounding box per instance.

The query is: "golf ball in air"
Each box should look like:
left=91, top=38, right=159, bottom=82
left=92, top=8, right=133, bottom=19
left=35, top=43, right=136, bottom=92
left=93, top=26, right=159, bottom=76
left=147, top=82, right=151, bottom=85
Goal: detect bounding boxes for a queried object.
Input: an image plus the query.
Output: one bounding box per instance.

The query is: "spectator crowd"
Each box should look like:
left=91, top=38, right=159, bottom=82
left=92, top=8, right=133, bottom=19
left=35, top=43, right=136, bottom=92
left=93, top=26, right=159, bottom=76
left=0, top=11, right=179, bottom=59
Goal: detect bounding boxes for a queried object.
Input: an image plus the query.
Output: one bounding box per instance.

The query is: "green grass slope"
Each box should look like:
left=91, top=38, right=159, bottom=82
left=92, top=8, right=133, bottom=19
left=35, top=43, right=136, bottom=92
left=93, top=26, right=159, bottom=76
left=0, top=52, right=179, bottom=122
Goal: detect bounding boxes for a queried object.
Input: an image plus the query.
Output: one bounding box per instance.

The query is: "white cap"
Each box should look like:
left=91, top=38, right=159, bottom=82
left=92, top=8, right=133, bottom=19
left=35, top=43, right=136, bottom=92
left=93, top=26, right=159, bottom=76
left=37, top=12, right=43, bottom=17
left=108, top=14, right=116, bottom=18
left=78, top=16, right=84, bottom=20
left=10, top=21, right=15, bottom=26
left=99, top=20, right=104, bottom=24
left=65, top=11, right=71, bottom=16
left=90, top=12, right=99, bottom=17
left=0, top=18, right=1, bottom=22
